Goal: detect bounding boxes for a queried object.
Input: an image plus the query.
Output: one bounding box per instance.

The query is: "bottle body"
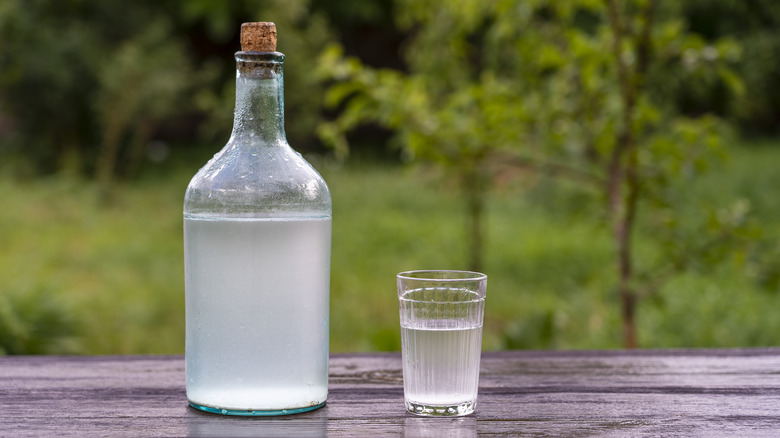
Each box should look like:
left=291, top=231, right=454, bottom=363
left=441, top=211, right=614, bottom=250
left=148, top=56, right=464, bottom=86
left=184, top=216, right=330, bottom=413
left=183, top=51, right=331, bottom=415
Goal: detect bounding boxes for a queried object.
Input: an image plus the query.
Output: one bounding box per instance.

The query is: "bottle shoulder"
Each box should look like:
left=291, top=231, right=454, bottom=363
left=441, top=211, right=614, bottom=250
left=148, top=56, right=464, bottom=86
left=184, top=140, right=331, bottom=217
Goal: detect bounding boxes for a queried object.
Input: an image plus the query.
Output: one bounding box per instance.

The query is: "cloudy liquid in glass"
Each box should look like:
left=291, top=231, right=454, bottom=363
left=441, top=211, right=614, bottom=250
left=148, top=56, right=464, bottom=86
left=401, top=322, right=483, bottom=408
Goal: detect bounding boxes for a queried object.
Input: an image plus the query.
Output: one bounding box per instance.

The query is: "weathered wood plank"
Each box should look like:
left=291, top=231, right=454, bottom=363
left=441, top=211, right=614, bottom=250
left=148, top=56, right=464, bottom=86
left=0, top=350, right=779, bottom=436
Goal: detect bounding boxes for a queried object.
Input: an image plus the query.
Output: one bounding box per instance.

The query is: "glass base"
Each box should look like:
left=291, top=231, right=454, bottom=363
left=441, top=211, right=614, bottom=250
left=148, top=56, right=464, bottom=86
left=405, top=399, right=476, bottom=417
left=189, top=400, right=326, bottom=416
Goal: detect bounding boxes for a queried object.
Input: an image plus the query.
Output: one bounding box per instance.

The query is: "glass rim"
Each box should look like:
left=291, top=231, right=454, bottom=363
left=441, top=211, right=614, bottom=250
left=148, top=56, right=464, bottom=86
left=398, top=294, right=484, bottom=304
left=397, top=270, right=487, bottom=282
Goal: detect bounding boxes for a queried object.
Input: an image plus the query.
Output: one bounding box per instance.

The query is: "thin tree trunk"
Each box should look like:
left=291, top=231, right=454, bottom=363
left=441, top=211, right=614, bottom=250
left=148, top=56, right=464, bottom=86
left=462, top=159, right=487, bottom=273
left=96, top=112, right=125, bottom=203
left=618, top=144, right=640, bottom=349
left=605, top=0, right=657, bottom=348
left=466, top=175, right=484, bottom=273
left=124, top=118, right=156, bottom=179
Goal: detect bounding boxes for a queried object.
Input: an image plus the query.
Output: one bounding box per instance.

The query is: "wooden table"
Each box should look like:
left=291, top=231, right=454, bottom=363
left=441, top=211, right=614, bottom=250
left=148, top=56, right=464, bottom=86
left=2, top=349, right=779, bottom=436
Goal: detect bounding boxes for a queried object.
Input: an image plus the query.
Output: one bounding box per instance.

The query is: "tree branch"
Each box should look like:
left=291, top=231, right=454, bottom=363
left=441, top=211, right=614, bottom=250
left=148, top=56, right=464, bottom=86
left=637, top=228, right=739, bottom=300
left=490, top=151, right=606, bottom=187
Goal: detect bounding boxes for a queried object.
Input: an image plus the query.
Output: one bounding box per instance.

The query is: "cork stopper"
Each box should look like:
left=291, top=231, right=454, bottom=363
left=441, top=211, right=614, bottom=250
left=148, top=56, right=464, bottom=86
left=241, top=22, right=277, bottom=52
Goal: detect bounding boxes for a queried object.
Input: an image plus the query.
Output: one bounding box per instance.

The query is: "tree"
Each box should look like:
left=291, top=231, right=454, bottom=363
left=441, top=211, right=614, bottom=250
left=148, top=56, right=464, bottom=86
left=318, top=0, right=751, bottom=347
left=677, top=0, right=780, bottom=134
left=0, top=0, right=336, bottom=185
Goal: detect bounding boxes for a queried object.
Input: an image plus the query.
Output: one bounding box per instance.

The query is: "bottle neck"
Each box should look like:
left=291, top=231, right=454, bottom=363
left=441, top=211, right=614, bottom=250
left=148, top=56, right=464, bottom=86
left=230, top=52, right=286, bottom=145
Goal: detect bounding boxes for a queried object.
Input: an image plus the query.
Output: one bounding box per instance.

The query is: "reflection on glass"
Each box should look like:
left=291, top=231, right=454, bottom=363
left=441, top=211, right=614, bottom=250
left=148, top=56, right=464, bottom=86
left=186, top=407, right=327, bottom=438
left=403, top=416, right=477, bottom=438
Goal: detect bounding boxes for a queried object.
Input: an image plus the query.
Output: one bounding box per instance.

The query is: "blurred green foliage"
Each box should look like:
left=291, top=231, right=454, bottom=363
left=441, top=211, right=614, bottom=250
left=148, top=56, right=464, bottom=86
left=317, top=0, right=758, bottom=346
left=0, top=0, right=778, bottom=353
left=0, top=0, right=335, bottom=182
left=0, top=286, right=80, bottom=354
left=1, top=0, right=778, bottom=179
left=676, top=0, right=780, bottom=134
left=0, top=145, right=777, bottom=354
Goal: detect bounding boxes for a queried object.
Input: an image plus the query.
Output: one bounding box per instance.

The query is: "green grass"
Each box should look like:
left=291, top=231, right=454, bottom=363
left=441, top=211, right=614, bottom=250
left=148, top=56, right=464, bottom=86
left=0, top=142, right=778, bottom=354
left=0, top=174, right=186, bottom=354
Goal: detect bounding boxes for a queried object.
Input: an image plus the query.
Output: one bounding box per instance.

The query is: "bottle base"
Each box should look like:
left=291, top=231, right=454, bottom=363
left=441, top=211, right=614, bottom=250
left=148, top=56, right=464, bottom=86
left=189, top=400, right=326, bottom=416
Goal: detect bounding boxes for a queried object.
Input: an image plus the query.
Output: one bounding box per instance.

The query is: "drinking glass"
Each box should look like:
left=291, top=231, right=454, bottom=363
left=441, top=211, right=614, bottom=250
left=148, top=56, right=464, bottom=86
left=397, top=270, right=487, bottom=417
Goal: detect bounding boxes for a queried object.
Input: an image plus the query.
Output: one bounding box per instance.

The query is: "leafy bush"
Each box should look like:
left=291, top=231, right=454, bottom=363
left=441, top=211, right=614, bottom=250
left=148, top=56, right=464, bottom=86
left=0, top=286, right=80, bottom=355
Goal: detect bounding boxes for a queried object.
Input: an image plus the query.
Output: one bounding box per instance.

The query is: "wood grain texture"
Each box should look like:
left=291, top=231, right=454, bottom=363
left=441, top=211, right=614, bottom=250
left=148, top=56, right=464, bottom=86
left=1, top=349, right=779, bottom=437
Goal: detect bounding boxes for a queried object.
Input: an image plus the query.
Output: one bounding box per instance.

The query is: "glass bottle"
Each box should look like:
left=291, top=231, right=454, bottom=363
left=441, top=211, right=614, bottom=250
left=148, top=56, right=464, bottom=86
left=183, top=22, right=331, bottom=416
